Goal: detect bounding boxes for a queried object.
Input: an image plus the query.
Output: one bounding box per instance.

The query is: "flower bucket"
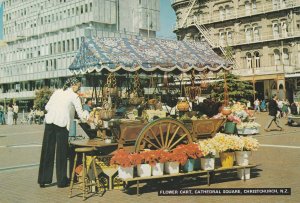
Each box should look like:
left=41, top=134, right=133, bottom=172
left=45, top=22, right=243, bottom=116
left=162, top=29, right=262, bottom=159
left=164, top=162, right=179, bottom=174
left=200, top=158, right=215, bottom=170
left=224, top=122, right=237, bottom=134
left=194, top=158, right=201, bottom=170
left=118, top=166, right=134, bottom=179
left=219, top=152, right=235, bottom=168
left=237, top=168, right=250, bottom=180
left=235, top=151, right=251, bottom=166
left=151, top=163, right=164, bottom=176
left=183, top=158, right=195, bottom=172
left=137, top=164, right=151, bottom=177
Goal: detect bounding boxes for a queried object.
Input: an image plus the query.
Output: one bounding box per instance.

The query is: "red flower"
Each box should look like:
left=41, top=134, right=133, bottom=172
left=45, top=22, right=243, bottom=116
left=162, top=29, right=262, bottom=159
left=110, top=149, right=134, bottom=168
left=173, top=143, right=203, bottom=160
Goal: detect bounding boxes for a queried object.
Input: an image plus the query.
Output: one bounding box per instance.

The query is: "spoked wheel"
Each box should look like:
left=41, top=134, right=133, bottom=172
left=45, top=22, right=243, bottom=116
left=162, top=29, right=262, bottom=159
left=134, top=118, right=193, bottom=152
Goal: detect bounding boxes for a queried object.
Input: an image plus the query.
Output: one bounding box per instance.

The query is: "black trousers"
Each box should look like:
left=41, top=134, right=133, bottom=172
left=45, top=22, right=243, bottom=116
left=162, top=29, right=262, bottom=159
left=38, top=123, right=69, bottom=186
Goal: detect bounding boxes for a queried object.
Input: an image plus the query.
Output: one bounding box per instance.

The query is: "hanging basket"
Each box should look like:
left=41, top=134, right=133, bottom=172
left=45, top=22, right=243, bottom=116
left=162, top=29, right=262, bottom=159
left=98, top=109, right=115, bottom=120
left=177, top=101, right=190, bottom=112
left=129, top=97, right=144, bottom=105
left=103, top=87, right=118, bottom=97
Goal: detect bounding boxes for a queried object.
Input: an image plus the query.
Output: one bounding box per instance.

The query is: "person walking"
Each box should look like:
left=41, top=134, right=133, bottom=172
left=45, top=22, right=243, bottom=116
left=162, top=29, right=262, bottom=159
left=38, top=78, right=88, bottom=188
left=12, top=102, right=19, bottom=125
left=7, top=104, right=14, bottom=125
left=254, top=99, right=260, bottom=112
left=264, top=94, right=283, bottom=132
left=0, top=104, right=4, bottom=125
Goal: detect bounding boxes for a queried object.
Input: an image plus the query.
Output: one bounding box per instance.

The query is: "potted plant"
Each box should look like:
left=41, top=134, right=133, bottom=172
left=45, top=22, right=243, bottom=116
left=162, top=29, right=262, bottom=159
left=130, top=152, right=152, bottom=177
left=235, top=136, right=259, bottom=166
left=198, top=139, right=217, bottom=170
left=110, top=149, right=135, bottom=179
left=224, top=114, right=241, bottom=134
left=142, top=150, right=168, bottom=176
left=164, top=151, right=187, bottom=174
left=174, top=143, right=202, bottom=172
left=212, top=133, right=243, bottom=168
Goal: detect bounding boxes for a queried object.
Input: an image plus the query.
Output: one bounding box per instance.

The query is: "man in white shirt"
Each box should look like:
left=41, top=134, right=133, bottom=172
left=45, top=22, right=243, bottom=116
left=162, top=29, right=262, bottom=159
left=38, top=78, right=88, bottom=188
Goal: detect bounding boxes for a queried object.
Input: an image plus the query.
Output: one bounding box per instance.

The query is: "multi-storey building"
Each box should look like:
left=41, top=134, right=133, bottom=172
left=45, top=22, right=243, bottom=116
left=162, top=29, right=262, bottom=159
left=0, top=0, right=160, bottom=109
left=172, top=0, right=300, bottom=102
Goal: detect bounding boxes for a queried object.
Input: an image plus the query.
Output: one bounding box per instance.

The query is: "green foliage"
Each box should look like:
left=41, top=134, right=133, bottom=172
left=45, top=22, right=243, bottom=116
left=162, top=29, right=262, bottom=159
left=211, top=73, right=254, bottom=103
left=34, top=88, right=54, bottom=110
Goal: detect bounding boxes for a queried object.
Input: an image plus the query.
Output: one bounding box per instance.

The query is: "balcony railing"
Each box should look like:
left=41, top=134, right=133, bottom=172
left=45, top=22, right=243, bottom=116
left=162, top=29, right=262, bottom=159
left=189, top=0, right=300, bottom=26
left=0, top=91, right=36, bottom=100
left=232, top=65, right=296, bottom=77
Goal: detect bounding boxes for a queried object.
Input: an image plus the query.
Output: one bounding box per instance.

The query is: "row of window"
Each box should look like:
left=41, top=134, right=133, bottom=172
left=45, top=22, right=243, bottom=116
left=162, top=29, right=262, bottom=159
left=218, top=20, right=291, bottom=45
left=0, top=36, right=84, bottom=63
left=3, top=1, right=93, bottom=36
left=244, top=48, right=290, bottom=69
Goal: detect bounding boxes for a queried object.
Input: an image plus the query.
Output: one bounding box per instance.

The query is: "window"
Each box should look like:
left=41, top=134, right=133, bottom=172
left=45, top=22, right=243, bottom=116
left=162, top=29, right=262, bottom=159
left=272, top=22, right=279, bottom=39
left=283, top=48, right=289, bottom=65
left=219, top=30, right=225, bottom=46
left=81, top=5, right=84, bottom=14
left=253, top=26, right=260, bottom=41
left=245, top=1, right=251, bottom=15
left=226, top=30, right=233, bottom=44
left=272, top=0, right=280, bottom=9
left=219, top=6, right=225, bottom=21
left=90, top=2, right=92, bottom=12
left=246, top=52, right=252, bottom=69
left=245, top=26, right=252, bottom=43
left=254, top=51, right=260, bottom=68
left=252, top=0, right=257, bottom=13
left=85, top=4, right=88, bottom=12
left=281, top=21, right=287, bottom=37
left=274, top=49, right=281, bottom=65
left=225, top=5, right=230, bottom=18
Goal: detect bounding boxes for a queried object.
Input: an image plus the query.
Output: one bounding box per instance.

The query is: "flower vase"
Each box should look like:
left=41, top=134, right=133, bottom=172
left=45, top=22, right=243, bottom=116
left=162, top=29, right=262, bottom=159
left=200, top=158, right=215, bottom=170
left=118, top=166, right=134, bottom=179
left=235, top=151, right=251, bottom=166
left=183, top=158, right=195, bottom=172
left=224, top=122, right=237, bottom=134
left=137, top=164, right=151, bottom=177
left=164, top=162, right=180, bottom=174
left=194, top=158, right=201, bottom=170
left=219, top=152, right=235, bottom=168
left=151, top=163, right=164, bottom=176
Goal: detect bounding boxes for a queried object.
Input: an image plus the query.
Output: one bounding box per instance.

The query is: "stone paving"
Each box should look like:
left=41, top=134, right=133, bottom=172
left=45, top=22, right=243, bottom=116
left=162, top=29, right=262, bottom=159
left=0, top=112, right=299, bottom=203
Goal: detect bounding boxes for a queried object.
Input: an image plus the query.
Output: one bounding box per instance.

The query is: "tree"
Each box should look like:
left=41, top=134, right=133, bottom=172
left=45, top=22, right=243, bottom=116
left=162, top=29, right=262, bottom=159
left=34, top=88, right=54, bottom=110
left=211, top=73, right=254, bottom=103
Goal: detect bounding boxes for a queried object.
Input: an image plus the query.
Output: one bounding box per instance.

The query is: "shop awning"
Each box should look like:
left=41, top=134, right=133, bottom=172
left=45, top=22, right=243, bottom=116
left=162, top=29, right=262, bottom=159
left=69, top=36, right=232, bottom=74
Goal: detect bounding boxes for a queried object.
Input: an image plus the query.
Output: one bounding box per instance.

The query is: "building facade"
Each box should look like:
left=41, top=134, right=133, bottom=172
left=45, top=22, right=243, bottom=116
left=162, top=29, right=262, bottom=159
left=172, top=0, right=300, bottom=102
left=0, top=0, right=160, bottom=108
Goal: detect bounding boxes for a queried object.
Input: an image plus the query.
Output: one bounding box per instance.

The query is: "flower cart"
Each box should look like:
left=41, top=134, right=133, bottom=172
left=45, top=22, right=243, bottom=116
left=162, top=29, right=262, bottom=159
left=68, top=36, right=248, bottom=194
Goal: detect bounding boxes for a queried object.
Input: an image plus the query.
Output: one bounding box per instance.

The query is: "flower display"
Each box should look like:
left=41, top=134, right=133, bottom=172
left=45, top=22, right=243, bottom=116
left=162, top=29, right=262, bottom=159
left=173, top=143, right=203, bottom=160
left=110, top=149, right=135, bottom=168
left=236, top=122, right=261, bottom=130
left=165, top=151, right=188, bottom=165
left=212, top=133, right=244, bottom=152
left=241, top=136, right=259, bottom=151
left=198, top=139, right=217, bottom=158
left=227, top=114, right=241, bottom=124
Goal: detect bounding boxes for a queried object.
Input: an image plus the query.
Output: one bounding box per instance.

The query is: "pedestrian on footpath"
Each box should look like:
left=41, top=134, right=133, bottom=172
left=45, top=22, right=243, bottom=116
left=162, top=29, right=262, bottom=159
left=38, top=78, right=88, bottom=188
left=264, top=94, right=283, bottom=132
left=0, top=104, right=4, bottom=124
left=12, top=102, right=19, bottom=125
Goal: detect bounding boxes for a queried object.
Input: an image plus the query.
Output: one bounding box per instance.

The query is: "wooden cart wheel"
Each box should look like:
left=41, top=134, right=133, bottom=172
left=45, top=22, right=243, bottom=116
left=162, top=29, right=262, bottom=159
left=134, top=118, right=193, bottom=152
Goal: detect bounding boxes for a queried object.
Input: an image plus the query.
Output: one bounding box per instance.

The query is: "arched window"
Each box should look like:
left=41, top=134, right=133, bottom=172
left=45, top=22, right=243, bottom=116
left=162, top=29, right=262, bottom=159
left=252, top=0, right=257, bottom=13
left=246, top=52, right=252, bottom=69
left=225, top=5, right=230, bottom=18
left=227, top=30, right=233, bottom=44
left=253, top=25, right=260, bottom=41
left=283, top=48, right=289, bottom=65
left=245, top=25, right=252, bottom=43
left=281, top=21, right=287, bottom=37
left=274, top=49, right=281, bottom=65
left=219, top=6, right=225, bottom=20
left=254, top=51, right=261, bottom=68
left=245, top=1, right=251, bottom=15
left=219, top=29, right=225, bottom=46
left=272, top=22, right=279, bottom=38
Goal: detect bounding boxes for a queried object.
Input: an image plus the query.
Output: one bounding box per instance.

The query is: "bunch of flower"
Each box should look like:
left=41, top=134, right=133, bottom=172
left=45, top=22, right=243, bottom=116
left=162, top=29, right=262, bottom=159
left=164, top=151, right=188, bottom=165
left=231, top=103, right=246, bottom=112
left=173, top=143, right=203, bottom=160
left=110, top=149, right=136, bottom=168
left=198, top=139, right=217, bottom=158
left=236, top=122, right=261, bottom=129
left=233, top=110, right=249, bottom=122
left=212, top=133, right=244, bottom=152
left=241, top=136, right=259, bottom=151
left=141, top=150, right=169, bottom=166
left=227, top=114, right=241, bottom=124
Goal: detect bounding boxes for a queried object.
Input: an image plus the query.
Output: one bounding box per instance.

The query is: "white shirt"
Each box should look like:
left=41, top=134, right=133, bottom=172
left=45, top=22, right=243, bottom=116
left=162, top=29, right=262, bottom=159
left=45, top=88, right=87, bottom=130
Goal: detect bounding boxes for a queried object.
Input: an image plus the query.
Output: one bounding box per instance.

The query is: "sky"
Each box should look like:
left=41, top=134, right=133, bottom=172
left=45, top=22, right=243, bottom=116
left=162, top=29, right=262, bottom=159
left=157, top=0, right=177, bottom=39
left=0, top=0, right=176, bottom=40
